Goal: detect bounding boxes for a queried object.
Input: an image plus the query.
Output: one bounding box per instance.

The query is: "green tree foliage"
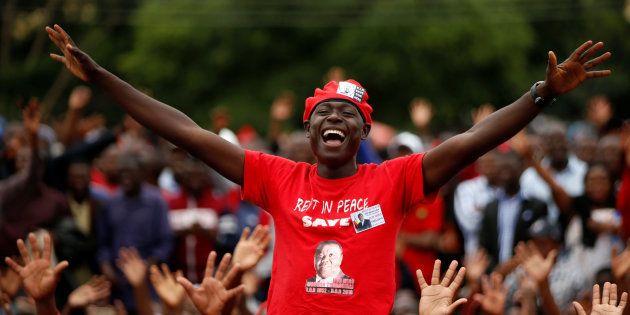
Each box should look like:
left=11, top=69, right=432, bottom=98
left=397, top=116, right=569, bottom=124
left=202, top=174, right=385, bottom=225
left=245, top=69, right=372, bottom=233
left=1, top=0, right=628, bottom=132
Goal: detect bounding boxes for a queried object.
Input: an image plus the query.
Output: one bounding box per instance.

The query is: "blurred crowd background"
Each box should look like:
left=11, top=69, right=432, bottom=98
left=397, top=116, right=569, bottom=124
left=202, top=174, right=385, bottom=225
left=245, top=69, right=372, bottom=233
left=1, top=1, right=630, bottom=315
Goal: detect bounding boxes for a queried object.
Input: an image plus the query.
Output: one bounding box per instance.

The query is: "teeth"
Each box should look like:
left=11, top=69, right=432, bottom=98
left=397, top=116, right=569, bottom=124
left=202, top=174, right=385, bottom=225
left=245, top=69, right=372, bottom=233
left=323, top=130, right=346, bottom=138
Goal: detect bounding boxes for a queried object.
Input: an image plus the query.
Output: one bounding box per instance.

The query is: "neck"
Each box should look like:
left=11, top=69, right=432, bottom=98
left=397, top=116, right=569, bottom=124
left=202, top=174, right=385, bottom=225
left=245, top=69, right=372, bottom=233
left=317, top=159, right=358, bottom=179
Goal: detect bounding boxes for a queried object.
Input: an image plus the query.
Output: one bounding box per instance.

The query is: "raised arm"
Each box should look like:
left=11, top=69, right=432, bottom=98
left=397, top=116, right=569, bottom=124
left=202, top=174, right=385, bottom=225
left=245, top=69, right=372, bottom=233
left=423, top=41, right=611, bottom=194
left=45, top=25, right=245, bottom=185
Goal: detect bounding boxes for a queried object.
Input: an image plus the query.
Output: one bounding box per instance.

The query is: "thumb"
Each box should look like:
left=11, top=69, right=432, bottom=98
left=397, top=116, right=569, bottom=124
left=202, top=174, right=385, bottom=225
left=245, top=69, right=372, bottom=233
left=547, top=51, right=558, bottom=74
left=572, top=301, right=587, bottom=315
left=446, top=298, right=468, bottom=313
left=176, top=276, right=195, bottom=298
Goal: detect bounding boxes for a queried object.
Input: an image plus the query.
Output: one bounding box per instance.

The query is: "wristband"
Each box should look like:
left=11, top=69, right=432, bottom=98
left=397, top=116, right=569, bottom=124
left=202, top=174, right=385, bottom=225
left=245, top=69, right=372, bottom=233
left=530, top=81, right=556, bottom=108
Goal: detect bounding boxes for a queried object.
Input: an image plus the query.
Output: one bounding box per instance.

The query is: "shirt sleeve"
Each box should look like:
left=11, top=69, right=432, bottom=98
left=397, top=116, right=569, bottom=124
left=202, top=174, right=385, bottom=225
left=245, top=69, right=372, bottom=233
left=242, top=150, right=298, bottom=216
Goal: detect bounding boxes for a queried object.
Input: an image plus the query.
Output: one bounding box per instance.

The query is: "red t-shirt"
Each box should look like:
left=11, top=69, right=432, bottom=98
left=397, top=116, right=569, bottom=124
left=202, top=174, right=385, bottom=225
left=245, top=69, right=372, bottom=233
left=243, top=150, right=431, bottom=314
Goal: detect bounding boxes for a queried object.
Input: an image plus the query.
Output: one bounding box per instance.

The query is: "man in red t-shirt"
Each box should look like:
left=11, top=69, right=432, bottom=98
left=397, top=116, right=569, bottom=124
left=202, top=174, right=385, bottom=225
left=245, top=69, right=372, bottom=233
left=46, top=25, right=611, bottom=314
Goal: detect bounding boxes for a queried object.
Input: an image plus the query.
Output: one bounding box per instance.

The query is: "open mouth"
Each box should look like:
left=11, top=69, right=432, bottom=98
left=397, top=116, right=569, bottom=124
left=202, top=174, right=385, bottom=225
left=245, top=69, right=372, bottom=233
left=322, top=129, right=346, bottom=146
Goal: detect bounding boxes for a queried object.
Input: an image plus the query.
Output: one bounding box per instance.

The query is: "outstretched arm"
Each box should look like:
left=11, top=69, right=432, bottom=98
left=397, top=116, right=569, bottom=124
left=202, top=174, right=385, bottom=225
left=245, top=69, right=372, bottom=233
left=45, top=25, right=245, bottom=185
left=422, top=41, right=611, bottom=194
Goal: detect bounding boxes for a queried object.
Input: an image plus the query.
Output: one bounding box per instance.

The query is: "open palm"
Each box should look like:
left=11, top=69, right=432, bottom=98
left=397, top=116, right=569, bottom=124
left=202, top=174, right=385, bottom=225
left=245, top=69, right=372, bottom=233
left=544, top=41, right=611, bottom=97
left=232, top=225, right=271, bottom=271
left=573, top=282, right=627, bottom=315
left=45, top=24, right=97, bottom=81
left=4, top=233, right=68, bottom=300
left=150, top=264, right=185, bottom=309
left=417, top=260, right=467, bottom=315
left=177, top=252, right=244, bottom=315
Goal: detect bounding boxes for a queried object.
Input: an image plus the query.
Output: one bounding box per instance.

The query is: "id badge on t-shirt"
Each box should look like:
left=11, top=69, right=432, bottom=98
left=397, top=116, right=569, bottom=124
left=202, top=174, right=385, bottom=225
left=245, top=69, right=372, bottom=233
left=350, top=204, right=385, bottom=233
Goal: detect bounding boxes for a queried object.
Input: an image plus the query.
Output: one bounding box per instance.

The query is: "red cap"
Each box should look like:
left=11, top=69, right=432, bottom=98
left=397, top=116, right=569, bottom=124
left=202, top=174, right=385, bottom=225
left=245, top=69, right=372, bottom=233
left=304, top=80, right=373, bottom=124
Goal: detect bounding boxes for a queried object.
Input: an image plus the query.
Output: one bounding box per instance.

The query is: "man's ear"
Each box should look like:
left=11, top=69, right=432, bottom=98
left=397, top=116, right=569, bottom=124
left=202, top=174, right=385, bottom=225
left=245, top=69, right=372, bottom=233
left=361, top=124, right=371, bottom=140
left=304, top=121, right=311, bottom=138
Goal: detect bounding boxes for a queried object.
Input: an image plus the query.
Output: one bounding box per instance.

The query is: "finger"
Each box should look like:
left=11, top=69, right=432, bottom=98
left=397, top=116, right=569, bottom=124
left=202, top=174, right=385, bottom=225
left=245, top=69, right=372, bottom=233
left=54, top=24, right=74, bottom=46
left=480, top=274, right=490, bottom=293
left=570, top=40, right=594, bottom=61
left=149, top=265, right=162, bottom=282
left=586, top=70, right=612, bottom=79
left=548, top=51, right=558, bottom=71
left=4, top=257, right=23, bottom=274
left=572, top=301, right=588, bottom=315
left=603, top=282, right=611, bottom=304
left=584, top=52, right=612, bottom=69
left=261, top=234, right=272, bottom=249
left=251, top=225, right=264, bottom=242
left=222, top=263, right=241, bottom=287
left=161, top=263, right=172, bottom=279
left=225, top=284, right=245, bottom=302
left=579, top=42, right=604, bottom=63
left=49, top=53, right=66, bottom=64
left=611, top=283, right=618, bottom=305
left=527, top=241, right=541, bottom=257
left=16, top=239, right=30, bottom=264
left=47, top=33, right=66, bottom=51
left=594, top=284, right=601, bottom=305
left=431, top=260, right=441, bottom=285
left=546, top=249, right=558, bottom=264
left=239, top=227, right=250, bottom=243
left=446, top=298, right=468, bottom=313
left=449, top=266, right=466, bottom=291
left=28, top=233, right=40, bottom=260
left=176, top=277, right=195, bottom=297
left=416, top=269, right=428, bottom=290
left=43, top=233, right=52, bottom=261
left=215, top=253, right=232, bottom=280
left=619, top=292, right=628, bottom=309
left=204, top=251, right=217, bottom=279
left=441, top=260, right=458, bottom=286
left=491, top=273, right=503, bottom=289
left=53, top=260, right=69, bottom=276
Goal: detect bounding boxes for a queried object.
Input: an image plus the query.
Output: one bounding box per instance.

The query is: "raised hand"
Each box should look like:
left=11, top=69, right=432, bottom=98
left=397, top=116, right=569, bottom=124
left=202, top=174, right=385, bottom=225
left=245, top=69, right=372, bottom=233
left=515, top=241, right=557, bottom=285
left=573, top=282, right=628, bottom=315
left=116, top=247, right=147, bottom=288
left=149, top=264, right=185, bottom=309
left=417, top=260, right=467, bottom=315
left=232, top=225, right=271, bottom=272
left=473, top=273, right=507, bottom=315
left=177, top=252, right=244, bottom=315
left=4, top=232, right=69, bottom=301
left=464, top=249, right=489, bottom=286
left=410, top=98, right=433, bottom=129
left=611, top=240, right=630, bottom=281
left=541, top=41, right=611, bottom=98
left=45, top=24, right=98, bottom=81
left=68, top=86, right=92, bottom=111
left=67, top=275, right=112, bottom=309
left=471, top=104, right=494, bottom=125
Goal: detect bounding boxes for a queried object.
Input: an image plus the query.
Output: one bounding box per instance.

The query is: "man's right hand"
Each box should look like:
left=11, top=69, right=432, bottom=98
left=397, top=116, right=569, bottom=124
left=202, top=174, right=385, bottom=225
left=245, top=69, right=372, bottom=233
left=46, top=24, right=98, bottom=82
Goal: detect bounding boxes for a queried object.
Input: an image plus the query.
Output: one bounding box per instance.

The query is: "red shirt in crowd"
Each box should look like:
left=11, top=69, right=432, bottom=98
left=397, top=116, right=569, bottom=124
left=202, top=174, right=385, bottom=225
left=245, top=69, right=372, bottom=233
left=617, top=166, right=630, bottom=240
left=166, top=189, right=224, bottom=283
left=243, top=150, right=432, bottom=314
left=399, top=194, right=443, bottom=292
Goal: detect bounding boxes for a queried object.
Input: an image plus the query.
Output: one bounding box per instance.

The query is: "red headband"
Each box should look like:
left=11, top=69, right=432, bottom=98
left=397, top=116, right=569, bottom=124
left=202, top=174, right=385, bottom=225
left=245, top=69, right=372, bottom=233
left=304, top=80, right=373, bottom=124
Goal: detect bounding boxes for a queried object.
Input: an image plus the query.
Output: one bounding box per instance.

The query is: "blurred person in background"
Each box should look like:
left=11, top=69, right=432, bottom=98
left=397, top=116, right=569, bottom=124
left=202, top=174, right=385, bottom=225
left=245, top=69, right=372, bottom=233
left=96, top=152, right=172, bottom=312
left=478, top=151, right=547, bottom=270
left=165, top=156, right=225, bottom=284
left=520, top=124, right=587, bottom=224
left=454, top=150, right=502, bottom=255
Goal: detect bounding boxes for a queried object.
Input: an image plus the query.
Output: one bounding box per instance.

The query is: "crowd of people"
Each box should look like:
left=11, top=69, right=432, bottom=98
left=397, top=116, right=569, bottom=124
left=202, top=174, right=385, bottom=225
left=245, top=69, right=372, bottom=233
left=0, top=25, right=628, bottom=315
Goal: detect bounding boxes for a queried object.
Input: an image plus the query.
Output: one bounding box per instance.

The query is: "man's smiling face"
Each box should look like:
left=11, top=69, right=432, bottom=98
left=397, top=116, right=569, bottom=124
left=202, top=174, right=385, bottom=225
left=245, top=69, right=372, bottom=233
left=304, top=100, right=370, bottom=167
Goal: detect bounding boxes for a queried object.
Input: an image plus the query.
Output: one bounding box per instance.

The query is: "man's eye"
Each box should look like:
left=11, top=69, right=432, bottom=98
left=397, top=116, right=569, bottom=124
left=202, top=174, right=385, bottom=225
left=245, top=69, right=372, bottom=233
left=342, top=112, right=355, bottom=116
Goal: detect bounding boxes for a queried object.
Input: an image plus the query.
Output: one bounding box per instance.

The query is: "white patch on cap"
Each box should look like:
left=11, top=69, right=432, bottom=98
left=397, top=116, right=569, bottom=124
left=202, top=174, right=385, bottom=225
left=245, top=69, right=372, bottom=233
left=336, top=81, right=365, bottom=103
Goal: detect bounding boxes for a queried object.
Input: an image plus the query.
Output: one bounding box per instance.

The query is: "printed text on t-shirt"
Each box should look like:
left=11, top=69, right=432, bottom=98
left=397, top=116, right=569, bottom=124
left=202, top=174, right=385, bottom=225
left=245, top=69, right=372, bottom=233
left=292, top=197, right=369, bottom=214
